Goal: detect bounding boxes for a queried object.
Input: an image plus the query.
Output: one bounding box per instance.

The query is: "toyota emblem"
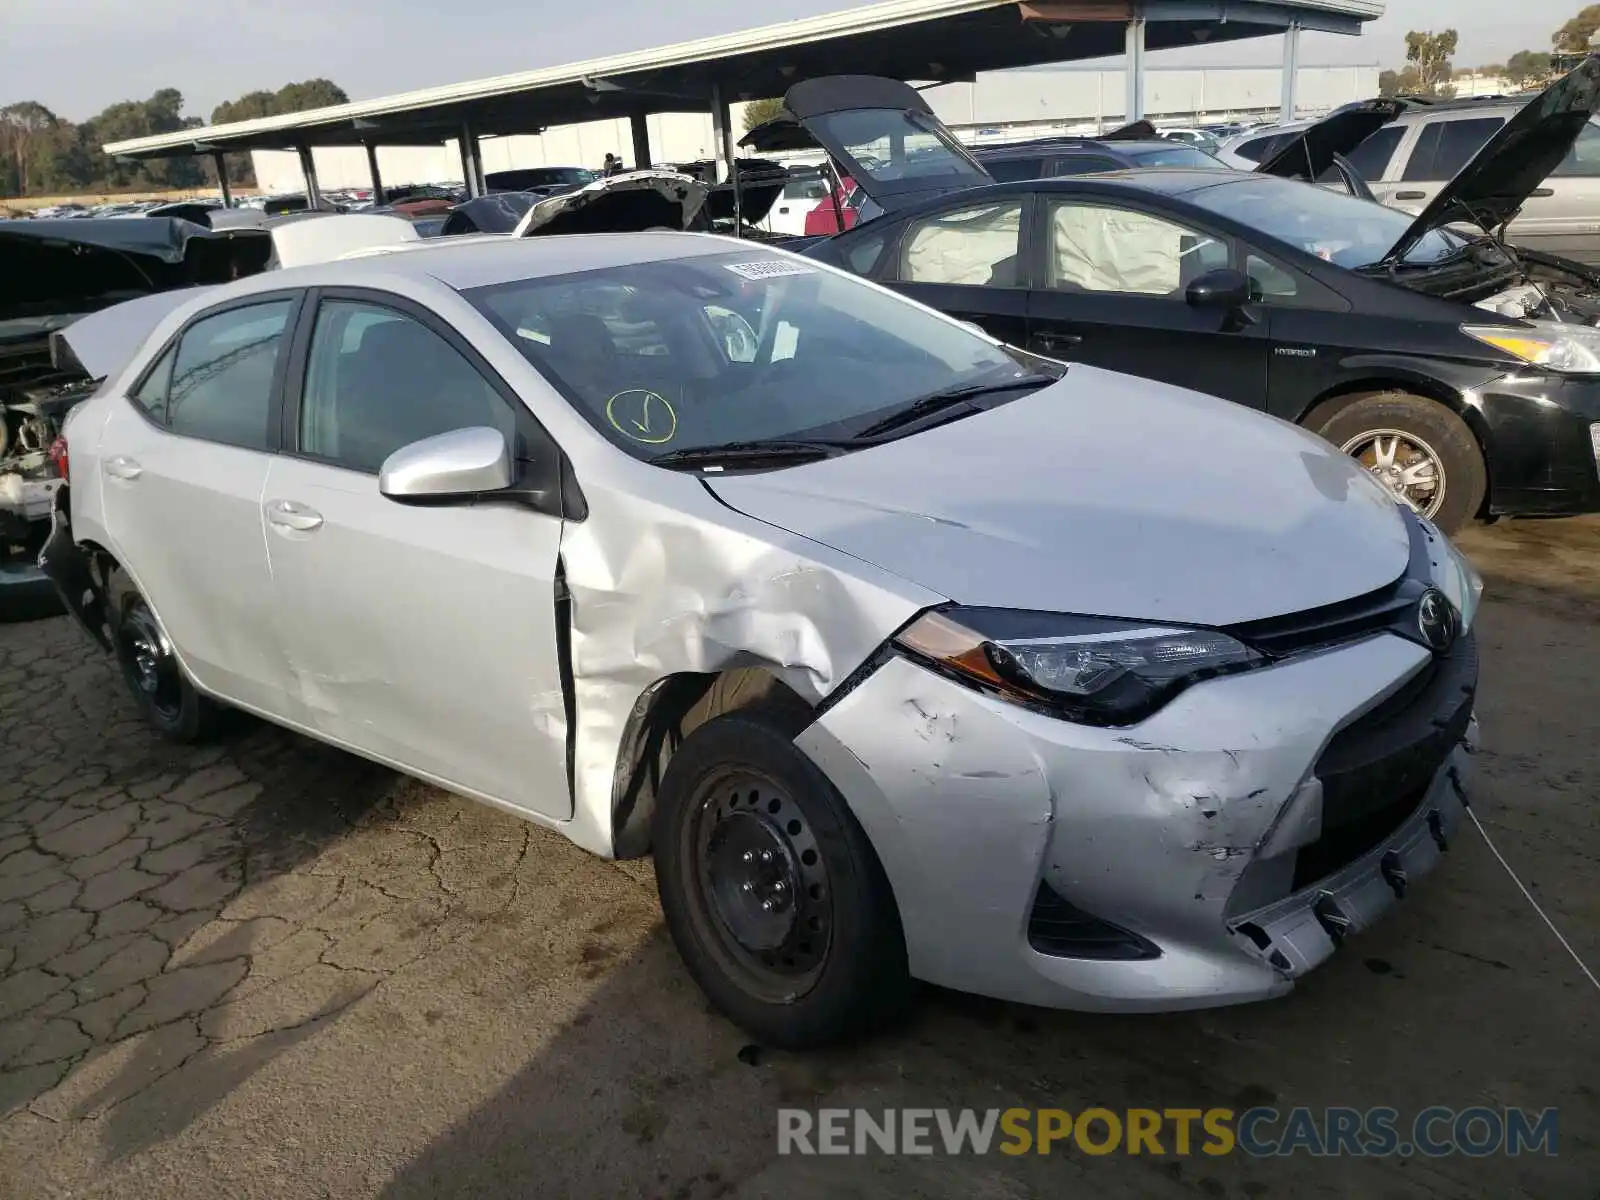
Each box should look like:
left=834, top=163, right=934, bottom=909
left=1417, top=588, right=1458, bottom=653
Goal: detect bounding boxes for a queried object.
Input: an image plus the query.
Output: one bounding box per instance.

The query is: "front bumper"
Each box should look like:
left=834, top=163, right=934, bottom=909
left=1477, top=373, right=1600, bottom=516
left=796, top=630, right=1475, bottom=1012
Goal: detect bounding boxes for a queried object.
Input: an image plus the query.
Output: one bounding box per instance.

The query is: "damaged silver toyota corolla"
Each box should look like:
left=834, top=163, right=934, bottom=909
left=40, top=232, right=1483, bottom=1048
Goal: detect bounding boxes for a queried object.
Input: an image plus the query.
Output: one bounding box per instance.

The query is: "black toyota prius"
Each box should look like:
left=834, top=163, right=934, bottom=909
left=758, top=65, right=1600, bottom=534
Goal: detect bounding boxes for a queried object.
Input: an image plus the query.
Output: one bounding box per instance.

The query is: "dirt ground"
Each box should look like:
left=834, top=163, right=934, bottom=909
left=0, top=517, right=1595, bottom=1199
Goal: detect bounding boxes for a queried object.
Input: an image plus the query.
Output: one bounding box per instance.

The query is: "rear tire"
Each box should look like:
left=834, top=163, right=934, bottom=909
left=1306, top=391, right=1486, bottom=534
left=107, top=567, right=223, bottom=743
left=653, top=714, right=913, bottom=1049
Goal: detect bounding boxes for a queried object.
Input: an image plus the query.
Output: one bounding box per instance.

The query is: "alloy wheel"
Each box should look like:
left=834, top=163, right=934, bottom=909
left=1340, top=427, right=1446, bottom=518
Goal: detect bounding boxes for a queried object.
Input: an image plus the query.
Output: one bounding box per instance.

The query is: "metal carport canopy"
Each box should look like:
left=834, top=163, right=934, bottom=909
left=102, top=0, right=1382, bottom=159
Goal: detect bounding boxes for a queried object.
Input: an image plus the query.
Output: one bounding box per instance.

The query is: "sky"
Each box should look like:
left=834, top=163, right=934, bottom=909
left=1, top=0, right=1586, bottom=122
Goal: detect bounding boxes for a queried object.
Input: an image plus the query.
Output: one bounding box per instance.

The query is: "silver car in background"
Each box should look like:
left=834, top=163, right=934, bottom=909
left=42, top=233, right=1483, bottom=1047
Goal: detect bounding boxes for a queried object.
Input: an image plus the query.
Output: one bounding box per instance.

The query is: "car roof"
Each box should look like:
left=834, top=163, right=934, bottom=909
left=1033, top=169, right=1247, bottom=196
left=977, top=137, right=1174, bottom=157
left=220, top=231, right=753, bottom=298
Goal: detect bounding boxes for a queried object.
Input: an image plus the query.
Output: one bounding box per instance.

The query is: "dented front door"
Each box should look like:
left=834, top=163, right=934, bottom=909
left=259, top=294, right=572, bottom=820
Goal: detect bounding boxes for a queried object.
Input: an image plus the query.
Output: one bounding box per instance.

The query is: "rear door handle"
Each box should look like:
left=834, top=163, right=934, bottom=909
left=1530, top=188, right=1555, bottom=198
left=103, top=456, right=142, bottom=481
left=265, top=499, right=324, bottom=532
left=1393, top=190, right=1428, bottom=201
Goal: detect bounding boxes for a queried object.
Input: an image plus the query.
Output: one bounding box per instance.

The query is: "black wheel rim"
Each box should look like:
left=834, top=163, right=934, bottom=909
left=683, top=765, right=833, bottom=1003
left=118, top=600, right=183, bottom=723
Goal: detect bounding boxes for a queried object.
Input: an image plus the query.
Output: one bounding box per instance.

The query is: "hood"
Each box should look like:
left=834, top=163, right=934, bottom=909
left=740, top=75, right=992, bottom=214
left=0, top=219, right=270, bottom=324
left=1383, top=53, right=1600, bottom=265
left=706, top=366, right=1410, bottom=627
left=512, top=170, right=709, bottom=236
left=1254, top=99, right=1403, bottom=197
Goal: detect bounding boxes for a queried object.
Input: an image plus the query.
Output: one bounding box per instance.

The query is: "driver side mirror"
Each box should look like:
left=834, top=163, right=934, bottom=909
left=1185, top=267, right=1255, bottom=313
left=379, top=426, right=515, bottom=505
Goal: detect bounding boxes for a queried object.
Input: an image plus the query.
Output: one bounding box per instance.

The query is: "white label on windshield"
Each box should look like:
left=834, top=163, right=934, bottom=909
left=723, top=260, right=816, bottom=280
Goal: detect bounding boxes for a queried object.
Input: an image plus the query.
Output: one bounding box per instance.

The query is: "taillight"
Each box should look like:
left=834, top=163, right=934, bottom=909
left=49, top=435, right=69, bottom=483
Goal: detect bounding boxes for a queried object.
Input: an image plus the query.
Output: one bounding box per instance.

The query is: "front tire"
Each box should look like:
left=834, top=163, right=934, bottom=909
left=653, top=714, right=912, bottom=1049
left=107, top=567, right=222, bottom=743
left=1306, top=392, right=1486, bottom=533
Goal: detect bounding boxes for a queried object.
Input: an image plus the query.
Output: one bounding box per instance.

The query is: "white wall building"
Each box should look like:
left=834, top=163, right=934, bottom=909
left=249, top=63, right=1381, bottom=195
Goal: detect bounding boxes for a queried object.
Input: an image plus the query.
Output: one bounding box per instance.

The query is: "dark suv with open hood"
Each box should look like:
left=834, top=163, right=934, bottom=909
left=749, top=66, right=1600, bottom=532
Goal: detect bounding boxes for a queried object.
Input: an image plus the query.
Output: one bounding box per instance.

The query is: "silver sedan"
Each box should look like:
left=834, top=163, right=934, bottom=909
left=42, top=232, right=1482, bottom=1047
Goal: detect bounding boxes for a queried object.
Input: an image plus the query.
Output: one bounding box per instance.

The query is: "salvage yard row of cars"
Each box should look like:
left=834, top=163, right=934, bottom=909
left=8, top=57, right=1600, bottom=1048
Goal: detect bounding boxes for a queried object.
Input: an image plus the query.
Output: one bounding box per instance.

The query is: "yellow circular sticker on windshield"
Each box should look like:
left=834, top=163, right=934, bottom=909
left=606, top=389, right=678, bottom=444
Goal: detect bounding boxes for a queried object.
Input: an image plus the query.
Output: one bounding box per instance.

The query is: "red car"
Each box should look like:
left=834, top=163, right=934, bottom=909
left=803, top=177, right=869, bottom=235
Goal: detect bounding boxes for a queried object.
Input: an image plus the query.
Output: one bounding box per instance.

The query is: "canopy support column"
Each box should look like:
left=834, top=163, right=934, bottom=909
left=212, top=152, right=232, bottom=207
left=297, top=146, right=321, bottom=209
left=1281, top=22, right=1302, bottom=122
left=630, top=112, right=652, bottom=168
left=365, top=142, right=384, bottom=205
left=1125, top=13, right=1146, bottom=122
left=459, top=122, right=484, bottom=197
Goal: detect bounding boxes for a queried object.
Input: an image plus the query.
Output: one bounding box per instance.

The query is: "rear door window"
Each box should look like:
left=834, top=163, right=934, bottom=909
left=1337, top=125, right=1406, bottom=182
left=983, top=156, right=1047, bottom=183
left=899, top=199, right=1025, bottom=287
left=1402, top=117, right=1506, bottom=181
left=1050, top=155, right=1122, bottom=176
left=165, top=300, right=294, bottom=450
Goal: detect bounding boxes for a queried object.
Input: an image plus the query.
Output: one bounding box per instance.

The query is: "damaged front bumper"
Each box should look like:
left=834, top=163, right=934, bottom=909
left=795, top=629, right=1475, bottom=1013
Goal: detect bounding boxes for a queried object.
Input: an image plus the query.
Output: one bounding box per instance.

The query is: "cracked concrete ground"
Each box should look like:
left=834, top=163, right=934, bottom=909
left=0, top=518, right=1596, bottom=1199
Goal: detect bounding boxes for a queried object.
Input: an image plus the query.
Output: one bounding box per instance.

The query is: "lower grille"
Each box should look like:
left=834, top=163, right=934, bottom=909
left=1027, top=882, right=1160, bottom=961
left=1292, top=632, right=1477, bottom=890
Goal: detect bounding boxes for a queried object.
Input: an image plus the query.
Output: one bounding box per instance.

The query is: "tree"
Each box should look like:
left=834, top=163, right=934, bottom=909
left=1405, top=29, right=1459, bottom=97
left=1506, top=49, right=1554, bottom=86
left=741, top=97, right=785, bottom=135
left=0, top=102, right=60, bottom=196
left=1554, top=4, right=1600, bottom=51
left=211, top=80, right=351, bottom=187
left=1379, top=66, right=1423, bottom=97
left=0, top=78, right=349, bottom=199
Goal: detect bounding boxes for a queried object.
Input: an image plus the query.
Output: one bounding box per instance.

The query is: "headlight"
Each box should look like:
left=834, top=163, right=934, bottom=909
left=1413, top=514, right=1484, bottom=634
left=894, top=607, right=1266, bottom=727
left=1463, top=321, right=1600, bottom=373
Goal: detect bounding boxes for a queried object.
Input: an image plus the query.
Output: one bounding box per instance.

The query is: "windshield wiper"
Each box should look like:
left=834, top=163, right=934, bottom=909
left=852, top=375, right=1055, bottom=439
left=650, top=438, right=861, bottom=469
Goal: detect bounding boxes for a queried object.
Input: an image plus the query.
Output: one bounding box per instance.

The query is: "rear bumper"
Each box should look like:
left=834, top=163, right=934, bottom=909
left=36, top=485, right=111, bottom=650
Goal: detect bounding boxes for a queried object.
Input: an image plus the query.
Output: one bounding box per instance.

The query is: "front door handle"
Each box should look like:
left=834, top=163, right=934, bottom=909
left=1530, top=187, right=1555, bottom=198
left=265, top=499, right=324, bottom=532
left=103, top=456, right=142, bottom=482
left=1393, top=190, right=1428, bottom=201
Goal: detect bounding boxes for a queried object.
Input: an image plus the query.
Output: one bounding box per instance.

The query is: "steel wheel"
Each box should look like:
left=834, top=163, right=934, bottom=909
left=117, top=599, right=183, bottom=723
left=1340, top=427, right=1446, bottom=518
left=682, top=765, right=833, bottom=1003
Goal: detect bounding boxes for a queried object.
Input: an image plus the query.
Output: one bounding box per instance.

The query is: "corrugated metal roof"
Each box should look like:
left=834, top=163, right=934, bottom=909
left=104, top=0, right=1383, bottom=158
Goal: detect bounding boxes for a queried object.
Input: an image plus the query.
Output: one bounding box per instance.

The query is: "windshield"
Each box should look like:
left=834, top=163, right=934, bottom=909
left=1126, top=146, right=1227, bottom=169
left=1183, top=176, right=1462, bottom=267
left=466, top=250, right=1030, bottom=460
